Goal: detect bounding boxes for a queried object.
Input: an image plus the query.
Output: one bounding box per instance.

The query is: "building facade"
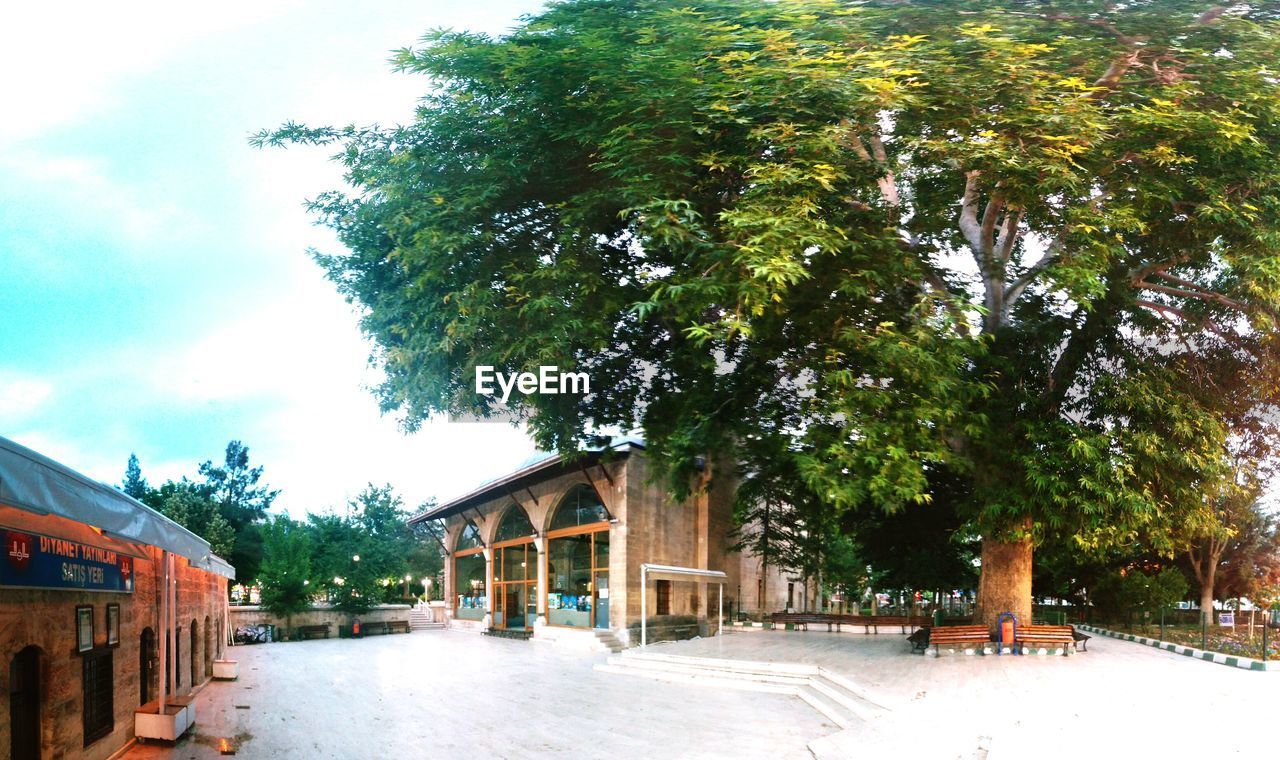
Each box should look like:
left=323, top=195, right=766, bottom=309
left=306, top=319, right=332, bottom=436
left=413, top=438, right=792, bottom=648
left=0, top=437, right=233, bottom=760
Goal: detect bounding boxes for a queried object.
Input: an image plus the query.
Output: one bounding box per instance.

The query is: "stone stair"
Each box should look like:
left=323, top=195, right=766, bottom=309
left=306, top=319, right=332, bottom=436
left=408, top=607, right=445, bottom=632
left=593, top=629, right=625, bottom=653
left=593, top=652, right=887, bottom=730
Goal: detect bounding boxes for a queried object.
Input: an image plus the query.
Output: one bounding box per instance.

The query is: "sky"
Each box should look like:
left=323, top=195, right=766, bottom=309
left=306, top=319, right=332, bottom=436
left=0, top=0, right=551, bottom=517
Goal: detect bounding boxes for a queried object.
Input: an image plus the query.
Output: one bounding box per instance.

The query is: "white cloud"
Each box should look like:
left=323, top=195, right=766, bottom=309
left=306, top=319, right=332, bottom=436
left=0, top=376, right=53, bottom=421
left=147, top=263, right=537, bottom=515
left=0, top=1, right=294, bottom=148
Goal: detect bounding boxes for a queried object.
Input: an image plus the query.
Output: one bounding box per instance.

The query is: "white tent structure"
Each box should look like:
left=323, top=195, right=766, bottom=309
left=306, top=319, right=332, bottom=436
left=639, top=563, right=728, bottom=648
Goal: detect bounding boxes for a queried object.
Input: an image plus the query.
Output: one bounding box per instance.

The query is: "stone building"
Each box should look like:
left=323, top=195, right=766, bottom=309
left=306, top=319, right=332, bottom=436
left=410, top=437, right=791, bottom=649
left=0, top=436, right=234, bottom=760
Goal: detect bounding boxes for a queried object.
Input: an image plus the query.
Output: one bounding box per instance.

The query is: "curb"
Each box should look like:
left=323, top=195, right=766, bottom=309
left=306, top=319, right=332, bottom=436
left=1076, top=623, right=1280, bottom=672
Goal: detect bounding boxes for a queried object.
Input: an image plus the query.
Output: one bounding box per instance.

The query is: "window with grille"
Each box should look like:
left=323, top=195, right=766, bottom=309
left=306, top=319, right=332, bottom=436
left=82, top=648, right=114, bottom=746
left=656, top=580, right=671, bottom=615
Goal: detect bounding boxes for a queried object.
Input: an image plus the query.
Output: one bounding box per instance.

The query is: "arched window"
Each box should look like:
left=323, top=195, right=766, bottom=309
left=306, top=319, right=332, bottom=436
left=549, top=485, right=609, bottom=531
left=453, top=519, right=486, bottom=622
left=546, top=485, right=611, bottom=630
left=455, top=520, right=483, bottom=552
left=495, top=506, right=535, bottom=542
left=492, top=505, right=537, bottom=631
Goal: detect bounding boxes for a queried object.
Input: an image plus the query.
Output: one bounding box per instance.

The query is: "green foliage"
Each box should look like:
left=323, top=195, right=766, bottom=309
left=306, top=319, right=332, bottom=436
left=150, top=479, right=236, bottom=559
left=199, top=441, right=279, bottom=584
left=308, top=484, right=429, bottom=615
left=1091, top=567, right=1189, bottom=618
left=121, top=453, right=149, bottom=500
left=259, top=1, right=1280, bottom=602
left=258, top=516, right=313, bottom=623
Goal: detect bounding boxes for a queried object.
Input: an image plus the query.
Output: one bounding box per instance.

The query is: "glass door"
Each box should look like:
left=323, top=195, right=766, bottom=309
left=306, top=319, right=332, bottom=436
left=593, top=572, right=609, bottom=629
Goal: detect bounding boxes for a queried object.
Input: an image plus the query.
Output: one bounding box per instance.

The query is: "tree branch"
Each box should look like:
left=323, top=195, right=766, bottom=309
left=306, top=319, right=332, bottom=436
left=1005, top=191, right=1112, bottom=308
left=842, top=121, right=901, bottom=211
left=958, top=170, right=987, bottom=264
left=1135, top=280, right=1253, bottom=314
left=996, top=208, right=1024, bottom=264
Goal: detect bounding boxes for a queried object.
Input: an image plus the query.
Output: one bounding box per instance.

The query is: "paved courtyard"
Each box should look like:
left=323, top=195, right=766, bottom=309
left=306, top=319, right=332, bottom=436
left=126, top=630, right=826, bottom=760
left=127, top=627, right=1278, bottom=759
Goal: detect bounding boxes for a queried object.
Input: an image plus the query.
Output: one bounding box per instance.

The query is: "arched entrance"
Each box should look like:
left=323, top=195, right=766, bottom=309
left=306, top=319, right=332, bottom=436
left=546, top=485, right=611, bottom=630
left=140, top=628, right=156, bottom=705
left=190, top=621, right=199, bottom=684
left=492, top=506, right=536, bottom=631
left=204, top=616, right=212, bottom=674
left=452, top=521, right=487, bottom=621
left=9, top=645, right=41, bottom=760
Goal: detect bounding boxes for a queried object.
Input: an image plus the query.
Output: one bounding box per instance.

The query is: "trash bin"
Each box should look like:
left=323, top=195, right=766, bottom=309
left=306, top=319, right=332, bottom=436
left=933, top=609, right=944, bottom=627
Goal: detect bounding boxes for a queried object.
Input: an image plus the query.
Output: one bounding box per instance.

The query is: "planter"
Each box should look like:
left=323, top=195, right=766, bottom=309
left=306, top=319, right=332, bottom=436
left=212, top=659, right=239, bottom=680
left=135, top=695, right=196, bottom=741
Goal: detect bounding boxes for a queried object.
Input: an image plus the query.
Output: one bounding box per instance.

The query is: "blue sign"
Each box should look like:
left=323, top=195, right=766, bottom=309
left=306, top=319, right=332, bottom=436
left=1, top=528, right=134, bottom=593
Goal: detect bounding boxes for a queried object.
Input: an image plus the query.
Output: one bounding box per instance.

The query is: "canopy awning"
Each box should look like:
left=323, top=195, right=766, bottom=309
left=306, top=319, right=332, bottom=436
left=640, top=563, right=729, bottom=583
left=0, top=435, right=232, bottom=576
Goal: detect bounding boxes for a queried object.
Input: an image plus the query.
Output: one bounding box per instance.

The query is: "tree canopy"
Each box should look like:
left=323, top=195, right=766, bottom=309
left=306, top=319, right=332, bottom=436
left=259, top=0, right=1280, bottom=624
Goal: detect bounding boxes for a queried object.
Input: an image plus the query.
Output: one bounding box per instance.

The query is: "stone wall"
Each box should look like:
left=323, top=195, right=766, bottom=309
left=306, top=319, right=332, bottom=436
left=228, top=604, right=411, bottom=636
left=0, top=545, right=228, bottom=760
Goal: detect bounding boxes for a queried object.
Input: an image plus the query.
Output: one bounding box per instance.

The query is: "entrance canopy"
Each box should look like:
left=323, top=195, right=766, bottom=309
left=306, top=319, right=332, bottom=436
left=641, top=563, right=728, bottom=583
left=0, top=435, right=233, bottom=577
left=639, top=563, right=728, bottom=647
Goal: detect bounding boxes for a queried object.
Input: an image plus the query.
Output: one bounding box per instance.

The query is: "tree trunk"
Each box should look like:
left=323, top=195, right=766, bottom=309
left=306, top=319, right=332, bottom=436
left=974, top=530, right=1034, bottom=631
left=1200, top=579, right=1215, bottom=627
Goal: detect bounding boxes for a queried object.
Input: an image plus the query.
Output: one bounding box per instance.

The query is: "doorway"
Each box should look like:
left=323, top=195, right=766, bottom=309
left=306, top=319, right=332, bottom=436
left=140, top=628, right=155, bottom=705
left=9, top=646, right=41, bottom=760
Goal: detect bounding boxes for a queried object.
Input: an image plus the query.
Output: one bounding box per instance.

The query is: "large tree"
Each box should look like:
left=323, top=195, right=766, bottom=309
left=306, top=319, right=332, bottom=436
left=260, top=0, right=1280, bottom=627
left=199, top=441, right=279, bottom=584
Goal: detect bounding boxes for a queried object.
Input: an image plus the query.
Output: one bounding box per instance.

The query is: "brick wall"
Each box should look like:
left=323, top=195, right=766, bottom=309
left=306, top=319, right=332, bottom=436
left=0, top=545, right=228, bottom=760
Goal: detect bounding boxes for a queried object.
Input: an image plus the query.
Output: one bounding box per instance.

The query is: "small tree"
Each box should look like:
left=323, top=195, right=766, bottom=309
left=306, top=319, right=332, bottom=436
left=258, top=517, right=313, bottom=639
left=121, top=453, right=150, bottom=500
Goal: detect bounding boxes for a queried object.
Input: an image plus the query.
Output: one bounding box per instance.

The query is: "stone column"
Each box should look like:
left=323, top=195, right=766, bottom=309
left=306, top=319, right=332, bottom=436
left=482, top=547, right=494, bottom=629
left=444, top=552, right=457, bottom=621
left=533, top=536, right=548, bottom=628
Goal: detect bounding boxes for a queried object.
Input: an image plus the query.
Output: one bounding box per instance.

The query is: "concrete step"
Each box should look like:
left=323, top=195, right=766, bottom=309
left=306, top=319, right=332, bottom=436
left=596, top=651, right=889, bottom=731
left=593, top=629, right=625, bottom=653
left=602, top=656, right=813, bottom=687
left=593, top=663, right=799, bottom=695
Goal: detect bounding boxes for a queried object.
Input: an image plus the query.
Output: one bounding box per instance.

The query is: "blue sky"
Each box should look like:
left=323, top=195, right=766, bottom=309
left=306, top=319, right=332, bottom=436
left=0, top=1, right=548, bottom=515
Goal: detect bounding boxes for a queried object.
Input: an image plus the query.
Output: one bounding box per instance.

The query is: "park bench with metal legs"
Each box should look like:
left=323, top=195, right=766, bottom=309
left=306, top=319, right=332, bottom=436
left=1015, top=624, right=1076, bottom=655
left=298, top=624, right=331, bottom=640
left=929, top=625, right=992, bottom=655
left=387, top=620, right=411, bottom=634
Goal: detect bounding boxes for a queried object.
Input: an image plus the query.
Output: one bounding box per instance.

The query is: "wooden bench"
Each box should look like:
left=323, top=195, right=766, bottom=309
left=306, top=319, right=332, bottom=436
left=838, top=615, right=932, bottom=634
left=770, top=613, right=840, bottom=631
left=1015, top=624, right=1075, bottom=655
left=298, top=624, right=331, bottom=640
left=387, top=620, right=411, bottom=634
left=929, top=625, right=992, bottom=655
left=360, top=621, right=391, bottom=636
